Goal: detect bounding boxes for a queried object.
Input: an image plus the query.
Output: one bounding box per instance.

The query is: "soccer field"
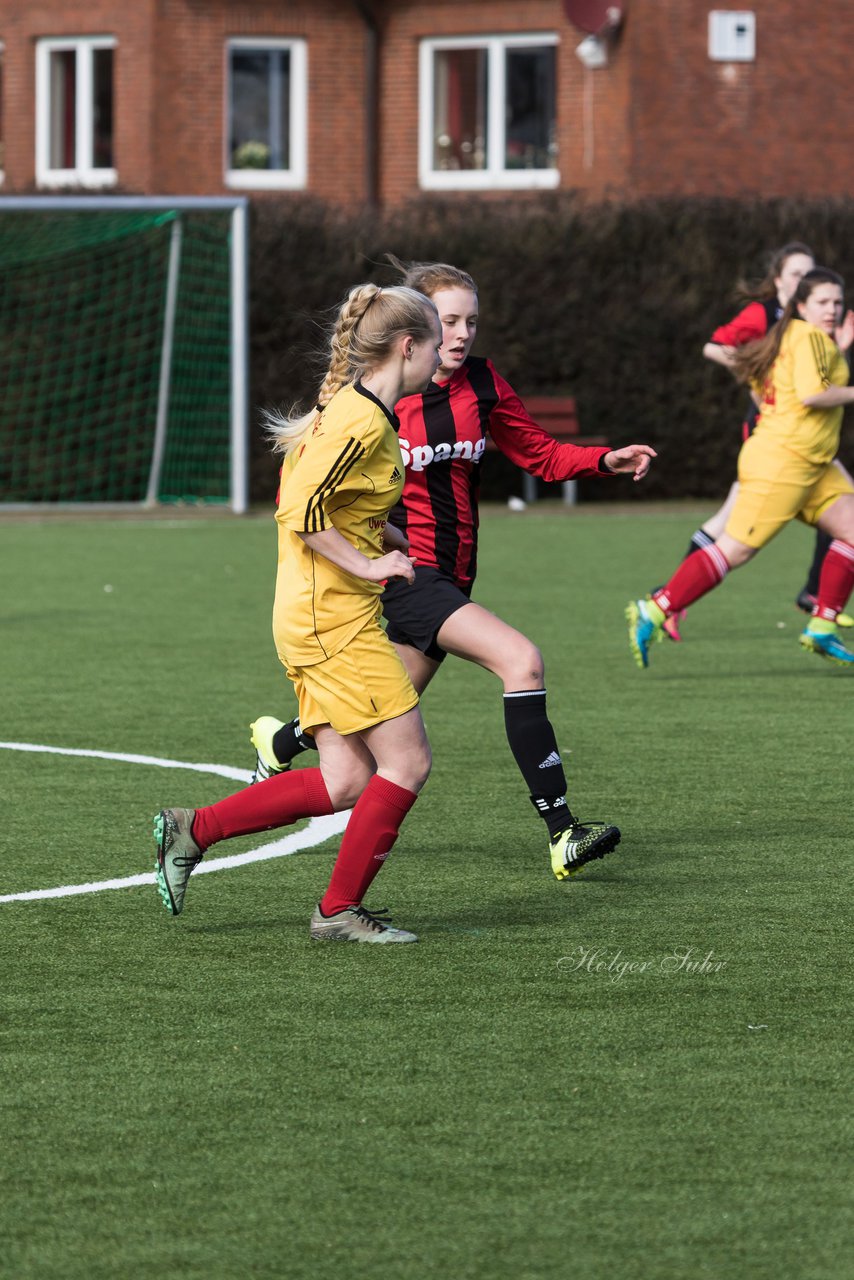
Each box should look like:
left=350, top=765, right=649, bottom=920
left=2, top=505, right=850, bottom=1280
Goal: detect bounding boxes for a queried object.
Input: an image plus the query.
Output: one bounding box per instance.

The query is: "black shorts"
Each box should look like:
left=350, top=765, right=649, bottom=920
left=382, top=566, right=473, bottom=663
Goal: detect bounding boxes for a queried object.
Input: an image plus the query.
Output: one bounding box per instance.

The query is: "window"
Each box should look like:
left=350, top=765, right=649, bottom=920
left=35, top=37, right=116, bottom=187
left=419, top=34, right=558, bottom=190
left=226, top=39, right=307, bottom=188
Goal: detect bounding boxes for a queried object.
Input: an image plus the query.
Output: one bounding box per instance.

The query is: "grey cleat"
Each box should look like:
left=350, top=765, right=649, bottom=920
left=309, top=904, right=418, bottom=943
left=154, top=808, right=203, bottom=916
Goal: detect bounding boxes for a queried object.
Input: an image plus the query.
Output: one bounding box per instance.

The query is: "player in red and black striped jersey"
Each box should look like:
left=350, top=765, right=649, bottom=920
left=662, top=242, right=854, bottom=637
left=389, top=353, right=612, bottom=588
left=251, top=260, right=656, bottom=882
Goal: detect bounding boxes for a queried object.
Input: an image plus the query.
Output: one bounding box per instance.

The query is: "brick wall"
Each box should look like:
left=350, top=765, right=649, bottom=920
left=149, top=0, right=370, bottom=200
left=0, top=0, right=158, bottom=191
left=0, top=0, right=371, bottom=200
left=1, top=0, right=852, bottom=203
left=628, top=0, right=854, bottom=198
left=376, top=0, right=632, bottom=204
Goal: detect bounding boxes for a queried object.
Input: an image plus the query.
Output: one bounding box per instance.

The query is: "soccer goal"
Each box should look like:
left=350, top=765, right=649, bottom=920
left=0, top=196, right=249, bottom=511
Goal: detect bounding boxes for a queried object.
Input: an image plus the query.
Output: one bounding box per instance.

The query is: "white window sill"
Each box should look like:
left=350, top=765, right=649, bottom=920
left=419, top=168, right=560, bottom=191
left=225, top=170, right=306, bottom=190
left=37, top=169, right=118, bottom=189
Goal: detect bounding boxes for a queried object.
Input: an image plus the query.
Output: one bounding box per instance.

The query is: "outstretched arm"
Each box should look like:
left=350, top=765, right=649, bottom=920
left=602, top=444, right=657, bottom=482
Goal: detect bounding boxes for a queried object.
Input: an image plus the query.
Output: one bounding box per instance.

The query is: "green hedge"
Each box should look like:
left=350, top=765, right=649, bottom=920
left=249, top=195, right=854, bottom=504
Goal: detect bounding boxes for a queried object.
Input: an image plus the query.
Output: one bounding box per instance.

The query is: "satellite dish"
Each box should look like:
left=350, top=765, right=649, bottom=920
left=562, top=1, right=624, bottom=36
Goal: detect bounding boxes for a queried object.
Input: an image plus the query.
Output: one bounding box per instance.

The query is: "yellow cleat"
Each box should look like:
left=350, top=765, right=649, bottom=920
left=550, top=821, right=621, bottom=880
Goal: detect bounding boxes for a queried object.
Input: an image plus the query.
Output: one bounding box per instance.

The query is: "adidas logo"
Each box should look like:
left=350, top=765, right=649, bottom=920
left=539, top=750, right=562, bottom=769
left=389, top=466, right=402, bottom=484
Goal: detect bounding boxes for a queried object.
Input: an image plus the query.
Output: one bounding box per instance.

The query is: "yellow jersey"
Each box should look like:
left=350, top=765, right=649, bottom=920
left=273, top=382, right=405, bottom=666
left=754, top=319, right=849, bottom=465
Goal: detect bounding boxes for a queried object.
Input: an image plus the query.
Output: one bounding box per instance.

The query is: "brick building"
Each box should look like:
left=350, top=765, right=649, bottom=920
left=0, top=1, right=849, bottom=205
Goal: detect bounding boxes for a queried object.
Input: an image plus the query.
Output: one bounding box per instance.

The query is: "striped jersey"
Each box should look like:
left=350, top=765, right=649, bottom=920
left=754, top=319, right=848, bottom=464
left=273, top=382, right=405, bottom=665
left=710, top=298, right=780, bottom=348
left=390, top=356, right=610, bottom=587
left=710, top=298, right=781, bottom=433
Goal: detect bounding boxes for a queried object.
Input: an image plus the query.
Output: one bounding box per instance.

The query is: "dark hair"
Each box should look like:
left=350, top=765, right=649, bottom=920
left=736, top=240, right=815, bottom=303
left=734, top=267, right=844, bottom=387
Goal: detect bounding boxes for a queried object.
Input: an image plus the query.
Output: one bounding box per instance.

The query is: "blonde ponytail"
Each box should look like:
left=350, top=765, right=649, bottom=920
left=266, top=283, right=436, bottom=456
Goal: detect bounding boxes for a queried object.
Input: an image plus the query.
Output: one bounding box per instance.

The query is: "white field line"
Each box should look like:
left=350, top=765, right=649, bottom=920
left=0, top=741, right=349, bottom=904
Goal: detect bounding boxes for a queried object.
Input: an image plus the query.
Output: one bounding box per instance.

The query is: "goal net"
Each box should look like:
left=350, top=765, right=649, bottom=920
left=0, top=197, right=248, bottom=511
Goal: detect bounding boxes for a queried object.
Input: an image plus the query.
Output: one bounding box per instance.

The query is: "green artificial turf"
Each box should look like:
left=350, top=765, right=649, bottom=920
left=1, top=505, right=850, bottom=1279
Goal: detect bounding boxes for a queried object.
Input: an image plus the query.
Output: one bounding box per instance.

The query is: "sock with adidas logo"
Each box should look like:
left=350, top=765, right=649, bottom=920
left=272, top=717, right=315, bottom=766
left=503, top=690, right=571, bottom=839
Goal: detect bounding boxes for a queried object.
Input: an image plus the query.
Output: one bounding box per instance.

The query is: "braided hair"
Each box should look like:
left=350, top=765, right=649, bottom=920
left=266, top=283, right=437, bottom=455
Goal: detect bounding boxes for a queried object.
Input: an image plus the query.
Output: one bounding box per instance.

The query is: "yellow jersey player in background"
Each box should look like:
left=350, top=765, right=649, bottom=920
left=154, top=282, right=443, bottom=943
left=628, top=267, right=854, bottom=668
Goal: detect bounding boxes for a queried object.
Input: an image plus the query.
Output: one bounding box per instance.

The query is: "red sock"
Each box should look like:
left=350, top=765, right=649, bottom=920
left=813, top=539, right=854, bottom=621
left=192, top=768, right=333, bottom=850
left=319, top=775, right=418, bottom=916
left=652, top=544, right=730, bottom=615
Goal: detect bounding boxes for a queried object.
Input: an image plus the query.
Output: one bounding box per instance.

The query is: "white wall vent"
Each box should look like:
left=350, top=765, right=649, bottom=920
left=708, top=11, right=756, bottom=61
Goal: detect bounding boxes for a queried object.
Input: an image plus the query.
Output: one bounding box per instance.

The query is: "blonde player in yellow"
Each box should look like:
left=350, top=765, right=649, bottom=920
left=154, top=282, right=443, bottom=942
left=628, top=268, right=854, bottom=668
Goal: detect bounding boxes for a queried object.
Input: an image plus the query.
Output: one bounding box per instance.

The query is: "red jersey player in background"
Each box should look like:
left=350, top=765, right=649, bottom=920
left=251, top=259, right=656, bottom=882
left=657, top=242, right=854, bottom=639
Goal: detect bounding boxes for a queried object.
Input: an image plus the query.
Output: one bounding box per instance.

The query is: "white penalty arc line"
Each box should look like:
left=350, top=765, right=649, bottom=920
left=0, top=741, right=350, bottom=904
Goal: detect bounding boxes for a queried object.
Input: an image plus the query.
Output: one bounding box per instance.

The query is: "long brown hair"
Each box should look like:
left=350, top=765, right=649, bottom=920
left=735, top=240, right=814, bottom=303
left=734, top=267, right=844, bottom=387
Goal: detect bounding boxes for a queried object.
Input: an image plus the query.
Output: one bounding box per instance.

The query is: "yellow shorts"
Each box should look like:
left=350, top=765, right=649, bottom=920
left=725, top=436, right=854, bottom=549
left=285, top=617, right=418, bottom=736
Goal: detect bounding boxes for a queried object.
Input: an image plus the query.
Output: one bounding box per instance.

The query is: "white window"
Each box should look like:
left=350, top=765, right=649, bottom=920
left=419, top=34, right=558, bottom=190
left=226, top=39, right=307, bottom=189
left=35, top=37, right=116, bottom=188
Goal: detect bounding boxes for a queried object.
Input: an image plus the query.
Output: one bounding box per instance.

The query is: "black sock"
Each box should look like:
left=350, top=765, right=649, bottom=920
left=530, top=793, right=576, bottom=840
left=503, top=690, right=572, bottom=839
left=803, top=529, right=833, bottom=598
left=271, top=718, right=315, bottom=766
left=684, top=528, right=715, bottom=560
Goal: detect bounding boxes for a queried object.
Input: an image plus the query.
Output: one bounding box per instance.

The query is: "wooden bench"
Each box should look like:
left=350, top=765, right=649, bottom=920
left=484, top=395, right=607, bottom=504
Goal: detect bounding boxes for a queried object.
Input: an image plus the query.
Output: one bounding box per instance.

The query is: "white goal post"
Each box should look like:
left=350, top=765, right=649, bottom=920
left=0, top=195, right=249, bottom=512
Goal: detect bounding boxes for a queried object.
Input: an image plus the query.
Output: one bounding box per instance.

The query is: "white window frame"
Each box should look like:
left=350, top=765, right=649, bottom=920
left=419, top=33, right=559, bottom=191
left=225, top=38, right=307, bottom=190
left=35, top=36, right=117, bottom=189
